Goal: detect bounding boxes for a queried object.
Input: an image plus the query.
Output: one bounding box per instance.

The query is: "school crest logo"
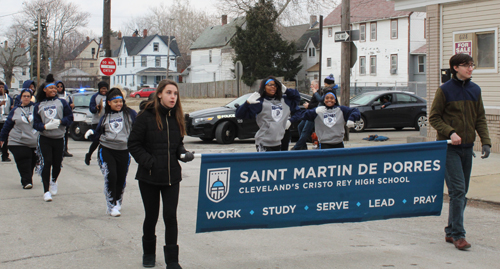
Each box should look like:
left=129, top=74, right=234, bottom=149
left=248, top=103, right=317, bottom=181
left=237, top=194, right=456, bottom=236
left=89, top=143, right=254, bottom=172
left=109, top=117, right=123, bottom=133
left=271, top=103, right=283, bottom=122
left=21, top=112, right=34, bottom=124
left=323, top=112, right=337, bottom=128
left=43, top=105, right=57, bottom=119
left=206, top=168, right=230, bottom=203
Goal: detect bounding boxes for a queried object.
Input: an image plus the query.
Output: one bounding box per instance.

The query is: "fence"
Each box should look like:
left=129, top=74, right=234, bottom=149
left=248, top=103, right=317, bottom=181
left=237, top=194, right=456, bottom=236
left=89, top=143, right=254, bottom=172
left=350, top=82, right=427, bottom=99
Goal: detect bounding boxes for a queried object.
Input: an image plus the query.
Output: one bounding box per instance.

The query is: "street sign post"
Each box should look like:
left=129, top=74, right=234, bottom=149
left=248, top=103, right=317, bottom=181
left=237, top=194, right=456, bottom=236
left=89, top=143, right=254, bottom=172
left=100, top=57, right=116, bottom=76
left=335, top=30, right=360, bottom=42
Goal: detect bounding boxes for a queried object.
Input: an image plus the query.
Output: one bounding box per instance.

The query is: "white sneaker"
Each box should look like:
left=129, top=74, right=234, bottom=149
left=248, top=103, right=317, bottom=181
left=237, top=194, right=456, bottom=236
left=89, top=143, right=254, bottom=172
left=49, top=180, right=58, bottom=195
left=115, top=201, right=121, bottom=211
left=110, top=206, right=121, bottom=217
left=43, top=192, right=52, bottom=202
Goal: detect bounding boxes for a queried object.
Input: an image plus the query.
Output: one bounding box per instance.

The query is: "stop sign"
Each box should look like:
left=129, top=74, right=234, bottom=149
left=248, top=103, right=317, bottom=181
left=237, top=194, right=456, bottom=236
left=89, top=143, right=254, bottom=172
left=100, top=57, right=116, bottom=76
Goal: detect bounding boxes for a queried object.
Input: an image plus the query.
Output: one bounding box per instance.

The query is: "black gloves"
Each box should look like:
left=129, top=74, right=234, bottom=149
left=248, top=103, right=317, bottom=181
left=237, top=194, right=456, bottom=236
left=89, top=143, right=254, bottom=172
left=481, top=145, right=491, bottom=159
left=180, top=151, right=195, bottom=162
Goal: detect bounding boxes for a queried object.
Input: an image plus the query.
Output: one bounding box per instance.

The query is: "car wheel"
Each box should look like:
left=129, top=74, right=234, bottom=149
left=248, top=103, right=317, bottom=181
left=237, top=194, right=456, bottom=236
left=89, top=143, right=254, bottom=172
left=200, top=137, right=213, bottom=142
left=415, top=114, right=428, bottom=131
left=215, top=121, right=236, bottom=144
left=135, top=94, right=140, bottom=98
left=353, top=116, right=366, bottom=132
left=69, top=122, right=87, bottom=141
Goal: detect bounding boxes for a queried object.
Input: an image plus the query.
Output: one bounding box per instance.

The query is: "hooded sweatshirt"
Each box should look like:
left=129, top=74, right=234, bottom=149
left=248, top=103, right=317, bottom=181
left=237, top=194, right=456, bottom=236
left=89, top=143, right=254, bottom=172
left=56, top=80, right=73, bottom=106
left=33, top=97, right=74, bottom=139
left=0, top=102, right=38, bottom=148
left=14, top=80, right=36, bottom=107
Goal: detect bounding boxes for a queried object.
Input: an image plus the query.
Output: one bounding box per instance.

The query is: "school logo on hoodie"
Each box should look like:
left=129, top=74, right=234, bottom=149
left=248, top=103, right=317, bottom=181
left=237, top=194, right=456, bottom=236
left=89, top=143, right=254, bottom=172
left=271, top=103, right=283, bottom=122
left=43, top=105, right=57, bottom=119
left=206, top=168, right=230, bottom=203
left=323, top=112, right=337, bottom=128
left=109, top=117, right=123, bottom=134
left=21, top=112, right=34, bottom=124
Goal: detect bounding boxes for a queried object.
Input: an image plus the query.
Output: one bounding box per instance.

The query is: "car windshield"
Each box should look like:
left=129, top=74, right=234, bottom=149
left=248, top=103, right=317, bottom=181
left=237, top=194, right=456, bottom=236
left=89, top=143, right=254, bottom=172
left=225, top=94, right=251, bottom=108
left=72, top=94, right=92, bottom=107
left=350, top=93, right=379, bottom=106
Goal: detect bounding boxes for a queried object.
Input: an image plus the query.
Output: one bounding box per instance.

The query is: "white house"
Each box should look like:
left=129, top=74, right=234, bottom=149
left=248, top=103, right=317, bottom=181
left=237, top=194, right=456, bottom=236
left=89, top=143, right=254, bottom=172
left=111, top=31, right=181, bottom=92
left=187, top=16, right=246, bottom=83
left=322, top=0, right=426, bottom=94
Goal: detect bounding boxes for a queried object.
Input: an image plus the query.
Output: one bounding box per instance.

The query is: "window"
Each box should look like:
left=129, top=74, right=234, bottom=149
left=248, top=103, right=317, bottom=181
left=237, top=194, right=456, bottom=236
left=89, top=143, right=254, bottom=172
left=155, top=76, right=162, bottom=84
left=370, top=22, right=377, bottom=41
left=327, top=58, right=332, bottom=67
left=153, top=42, right=159, bottom=52
left=91, top=48, right=96, bottom=57
left=142, top=76, right=147, bottom=84
left=125, top=58, right=127, bottom=68
left=476, top=32, right=495, bottom=68
left=370, top=56, right=377, bottom=75
left=133, top=56, right=135, bottom=67
left=418, top=55, right=425, bottom=73
left=360, top=24, right=366, bottom=42
left=155, top=56, right=161, bottom=67
left=141, top=56, right=147, bottom=67
left=390, top=54, right=398, bottom=74
left=359, top=56, right=366, bottom=75
left=391, top=20, right=398, bottom=39
left=395, top=93, right=418, bottom=104
left=125, top=76, right=127, bottom=85
left=328, top=28, right=332, bottom=37
left=209, top=50, right=212, bottom=63
left=22, top=68, right=26, bottom=75
left=19, top=81, right=23, bottom=88
left=308, top=47, right=315, bottom=57
left=454, top=29, right=497, bottom=70
left=90, top=63, right=94, bottom=68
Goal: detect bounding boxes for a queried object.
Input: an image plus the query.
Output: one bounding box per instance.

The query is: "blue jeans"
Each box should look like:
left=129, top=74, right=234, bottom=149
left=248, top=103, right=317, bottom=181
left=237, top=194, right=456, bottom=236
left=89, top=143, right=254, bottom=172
left=292, top=120, right=314, bottom=150
left=444, top=145, right=473, bottom=240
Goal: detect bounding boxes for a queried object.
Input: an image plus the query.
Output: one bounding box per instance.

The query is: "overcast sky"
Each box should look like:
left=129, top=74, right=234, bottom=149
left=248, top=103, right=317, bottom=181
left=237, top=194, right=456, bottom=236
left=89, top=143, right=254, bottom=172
left=0, top=0, right=219, bottom=38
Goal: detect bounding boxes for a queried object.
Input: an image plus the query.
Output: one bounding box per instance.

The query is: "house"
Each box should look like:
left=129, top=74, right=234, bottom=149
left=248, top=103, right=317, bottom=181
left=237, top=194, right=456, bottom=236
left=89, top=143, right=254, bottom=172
left=111, top=30, right=181, bottom=92
left=391, top=0, right=500, bottom=153
left=187, top=16, right=246, bottom=83
left=65, top=37, right=100, bottom=76
left=322, top=0, right=426, bottom=95
left=0, top=43, right=30, bottom=89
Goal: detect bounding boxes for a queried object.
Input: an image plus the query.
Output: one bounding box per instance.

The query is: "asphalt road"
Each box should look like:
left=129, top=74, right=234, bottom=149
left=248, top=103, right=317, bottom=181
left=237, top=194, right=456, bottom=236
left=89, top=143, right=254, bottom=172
left=1, top=130, right=500, bottom=268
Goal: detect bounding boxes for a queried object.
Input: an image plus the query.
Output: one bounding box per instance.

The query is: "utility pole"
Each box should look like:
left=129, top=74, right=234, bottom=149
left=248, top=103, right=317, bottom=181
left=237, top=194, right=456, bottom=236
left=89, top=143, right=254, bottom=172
left=341, top=0, right=351, bottom=140
left=319, top=16, right=323, bottom=88
left=102, top=0, right=111, bottom=84
left=37, top=9, right=41, bottom=88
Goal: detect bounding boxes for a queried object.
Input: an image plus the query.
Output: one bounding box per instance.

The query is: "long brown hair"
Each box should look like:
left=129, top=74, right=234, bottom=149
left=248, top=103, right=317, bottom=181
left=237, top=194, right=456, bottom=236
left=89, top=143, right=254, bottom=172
left=143, top=79, right=186, bottom=136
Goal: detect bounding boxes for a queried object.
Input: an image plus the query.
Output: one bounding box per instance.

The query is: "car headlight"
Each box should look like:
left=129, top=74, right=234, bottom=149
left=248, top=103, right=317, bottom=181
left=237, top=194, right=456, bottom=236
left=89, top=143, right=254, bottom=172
left=193, top=117, right=214, bottom=124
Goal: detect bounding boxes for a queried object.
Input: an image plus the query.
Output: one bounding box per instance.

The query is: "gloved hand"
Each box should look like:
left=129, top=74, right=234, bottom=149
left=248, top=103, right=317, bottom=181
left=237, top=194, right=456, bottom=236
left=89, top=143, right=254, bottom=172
left=285, top=120, right=291, bottom=130
left=282, top=83, right=287, bottom=92
left=180, top=151, right=195, bottom=162
left=246, top=92, right=260, bottom=104
left=346, top=120, right=355, bottom=128
left=84, top=129, right=94, bottom=139
left=481, top=145, right=491, bottom=159
left=44, top=119, right=61, bottom=130
left=315, top=106, right=327, bottom=114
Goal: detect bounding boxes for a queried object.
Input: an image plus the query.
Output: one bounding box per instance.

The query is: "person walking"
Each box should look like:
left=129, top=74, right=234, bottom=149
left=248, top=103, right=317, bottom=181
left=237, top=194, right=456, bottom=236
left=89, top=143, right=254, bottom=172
left=0, top=81, right=13, bottom=162
left=56, top=80, right=74, bottom=157
left=128, top=79, right=194, bottom=268
left=291, top=79, right=322, bottom=150
left=14, top=80, right=36, bottom=107
left=85, top=88, right=137, bottom=217
left=85, top=81, right=109, bottom=165
left=0, top=88, right=38, bottom=189
left=302, top=90, right=360, bottom=149
left=33, top=76, right=74, bottom=202
left=235, top=76, right=302, bottom=152
left=429, top=53, right=491, bottom=250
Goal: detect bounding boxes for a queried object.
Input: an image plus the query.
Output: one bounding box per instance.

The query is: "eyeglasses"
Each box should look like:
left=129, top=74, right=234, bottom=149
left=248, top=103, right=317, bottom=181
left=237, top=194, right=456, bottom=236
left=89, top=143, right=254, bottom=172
left=459, top=64, right=475, bottom=69
left=266, top=84, right=277, bottom=88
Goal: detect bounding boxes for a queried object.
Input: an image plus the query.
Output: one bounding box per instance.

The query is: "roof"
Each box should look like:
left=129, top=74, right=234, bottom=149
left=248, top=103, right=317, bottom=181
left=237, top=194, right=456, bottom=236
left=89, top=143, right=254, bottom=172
left=0, top=47, right=29, bottom=65
left=324, top=0, right=411, bottom=26
left=306, top=62, right=320, bottom=72
left=411, top=44, right=427, bottom=54
left=119, top=35, right=181, bottom=57
left=66, top=40, right=98, bottom=60
left=190, top=17, right=246, bottom=50
left=279, top=23, right=311, bottom=43
left=295, top=28, right=320, bottom=51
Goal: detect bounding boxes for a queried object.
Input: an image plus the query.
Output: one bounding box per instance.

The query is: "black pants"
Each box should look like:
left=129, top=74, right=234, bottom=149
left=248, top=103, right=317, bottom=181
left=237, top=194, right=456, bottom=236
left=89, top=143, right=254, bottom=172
left=64, top=126, right=70, bottom=152
left=139, top=180, right=180, bottom=246
left=320, top=142, right=344, bottom=149
left=38, top=135, right=64, bottom=193
left=9, top=146, right=37, bottom=187
left=0, top=123, right=9, bottom=160
left=98, top=146, right=129, bottom=210
left=87, top=124, right=99, bottom=156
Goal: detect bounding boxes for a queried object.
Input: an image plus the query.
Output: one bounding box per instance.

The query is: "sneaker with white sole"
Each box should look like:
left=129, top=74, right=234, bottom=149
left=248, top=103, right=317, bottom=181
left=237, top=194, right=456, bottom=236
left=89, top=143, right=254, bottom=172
left=110, top=206, right=121, bottom=217
left=49, top=180, right=58, bottom=195
left=115, top=201, right=121, bottom=211
left=43, top=192, right=52, bottom=202
left=23, top=184, right=33, bottom=189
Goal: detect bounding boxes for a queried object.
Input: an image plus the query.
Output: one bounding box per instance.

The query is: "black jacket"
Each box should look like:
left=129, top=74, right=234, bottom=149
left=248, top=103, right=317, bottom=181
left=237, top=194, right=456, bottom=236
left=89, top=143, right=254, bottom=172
left=128, top=105, right=187, bottom=186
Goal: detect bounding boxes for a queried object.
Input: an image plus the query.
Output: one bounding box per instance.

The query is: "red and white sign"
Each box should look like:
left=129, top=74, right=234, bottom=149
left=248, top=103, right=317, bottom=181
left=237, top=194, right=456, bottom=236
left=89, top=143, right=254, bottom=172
left=100, top=57, right=116, bottom=76
left=454, top=41, right=472, bottom=56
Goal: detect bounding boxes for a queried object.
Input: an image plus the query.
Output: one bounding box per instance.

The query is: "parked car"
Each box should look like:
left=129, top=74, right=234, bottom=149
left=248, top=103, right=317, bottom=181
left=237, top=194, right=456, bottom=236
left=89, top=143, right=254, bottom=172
left=130, top=88, right=156, bottom=98
left=69, top=91, right=94, bottom=141
left=185, top=93, right=311, bottom=144
left=349, top=90, right=427, bottom=132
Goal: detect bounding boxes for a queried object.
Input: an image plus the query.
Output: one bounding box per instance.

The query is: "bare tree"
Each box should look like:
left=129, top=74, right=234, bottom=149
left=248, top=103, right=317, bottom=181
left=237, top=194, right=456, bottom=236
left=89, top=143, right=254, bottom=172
left=0, top=25, right=30, bottom=88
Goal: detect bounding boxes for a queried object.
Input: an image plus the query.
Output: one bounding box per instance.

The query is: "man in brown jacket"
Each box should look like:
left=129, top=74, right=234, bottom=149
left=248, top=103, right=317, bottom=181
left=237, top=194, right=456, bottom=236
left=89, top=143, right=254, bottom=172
left=429, top=53, right=491, bottom=250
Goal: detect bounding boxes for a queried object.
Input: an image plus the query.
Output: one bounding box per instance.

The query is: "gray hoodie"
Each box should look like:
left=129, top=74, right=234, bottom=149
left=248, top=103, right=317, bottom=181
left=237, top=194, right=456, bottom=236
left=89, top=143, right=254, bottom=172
left=255, top=98, right=290, bottom=147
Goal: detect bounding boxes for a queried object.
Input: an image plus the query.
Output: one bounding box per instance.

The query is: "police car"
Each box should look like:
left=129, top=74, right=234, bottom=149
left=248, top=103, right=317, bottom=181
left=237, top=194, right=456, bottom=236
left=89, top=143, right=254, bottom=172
left=185, top=93, right=311, bottom=144
left=69, top=92, right=94, bottom=140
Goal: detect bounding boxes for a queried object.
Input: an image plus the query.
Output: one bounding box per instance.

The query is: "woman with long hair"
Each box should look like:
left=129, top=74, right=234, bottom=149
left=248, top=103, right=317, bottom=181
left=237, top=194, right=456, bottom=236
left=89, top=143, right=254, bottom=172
left=85, top=88, right=137, bottom=217
left=235, top=76, right=302, bottom=152
left=33, top=76, right=73, bottom=202
left=128, top=79, right=194, bottom=268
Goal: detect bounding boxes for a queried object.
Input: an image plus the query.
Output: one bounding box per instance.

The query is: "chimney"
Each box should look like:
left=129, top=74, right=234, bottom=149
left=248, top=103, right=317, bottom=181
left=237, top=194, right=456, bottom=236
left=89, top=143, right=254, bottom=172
left=86, top=36, right=90, bottom=42
left=222, top=15, right=227, bottom=26
left=310, top=15, right=317, bottom=28
left=143, top=29, right=148, bottom=38
left=118, top=31, right=122, bottom=39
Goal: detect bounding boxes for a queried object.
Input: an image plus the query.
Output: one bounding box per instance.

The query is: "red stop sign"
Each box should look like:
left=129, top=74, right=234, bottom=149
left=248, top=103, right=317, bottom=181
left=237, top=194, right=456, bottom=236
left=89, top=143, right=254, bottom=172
left=100, top=57, right=116, bottom=76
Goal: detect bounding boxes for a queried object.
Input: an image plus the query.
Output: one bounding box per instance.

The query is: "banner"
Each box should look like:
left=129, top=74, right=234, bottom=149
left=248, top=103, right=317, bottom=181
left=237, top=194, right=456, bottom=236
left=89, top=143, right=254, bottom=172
left=196, top=141, right=447, bottom=233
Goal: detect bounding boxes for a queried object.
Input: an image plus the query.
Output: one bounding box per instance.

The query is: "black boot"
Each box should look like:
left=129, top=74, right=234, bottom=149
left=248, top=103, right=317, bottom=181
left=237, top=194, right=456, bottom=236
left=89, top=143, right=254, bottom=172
left=142, top=236, right=156, bottom=268
left=164, top=245, right=182, bottom=269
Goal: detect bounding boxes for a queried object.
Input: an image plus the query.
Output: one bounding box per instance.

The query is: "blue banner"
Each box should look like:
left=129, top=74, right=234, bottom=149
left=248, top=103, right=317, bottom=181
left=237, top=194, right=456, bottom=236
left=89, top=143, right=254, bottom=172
left=196, top=141, right=447, bottom=233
